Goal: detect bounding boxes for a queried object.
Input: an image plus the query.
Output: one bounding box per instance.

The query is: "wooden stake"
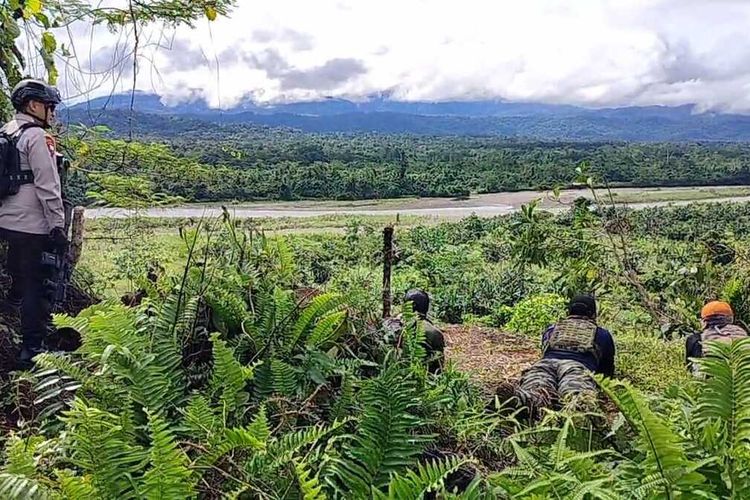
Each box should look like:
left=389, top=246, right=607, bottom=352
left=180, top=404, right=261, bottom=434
left=382, top=226, right=394, bottom=318
left=69, top=206, right=85, bottom=266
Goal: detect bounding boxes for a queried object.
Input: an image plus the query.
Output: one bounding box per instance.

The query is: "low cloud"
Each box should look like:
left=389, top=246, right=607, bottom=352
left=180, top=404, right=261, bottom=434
left=279, top=58, right=366, bottom=90
left=43, top=0, right=750, bottom=113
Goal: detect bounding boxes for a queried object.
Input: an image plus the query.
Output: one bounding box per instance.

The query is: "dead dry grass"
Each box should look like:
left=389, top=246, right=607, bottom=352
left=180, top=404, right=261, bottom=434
left=443, top=325, right=539, bottom=392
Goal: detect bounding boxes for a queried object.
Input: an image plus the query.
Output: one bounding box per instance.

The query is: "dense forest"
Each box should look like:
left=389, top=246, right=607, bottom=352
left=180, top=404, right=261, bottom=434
left=65, top=120, right=750, bottom=205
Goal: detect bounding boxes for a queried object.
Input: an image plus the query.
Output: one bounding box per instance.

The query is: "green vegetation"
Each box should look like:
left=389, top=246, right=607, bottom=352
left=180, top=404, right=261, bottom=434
left=63, top=129, right=750, bottom=206
left=3, top=198, right=750, bottom=497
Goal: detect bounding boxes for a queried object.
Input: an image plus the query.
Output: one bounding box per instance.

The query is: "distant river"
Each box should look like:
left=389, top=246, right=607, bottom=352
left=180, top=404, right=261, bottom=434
left=85, top=188, right=750, bottom=220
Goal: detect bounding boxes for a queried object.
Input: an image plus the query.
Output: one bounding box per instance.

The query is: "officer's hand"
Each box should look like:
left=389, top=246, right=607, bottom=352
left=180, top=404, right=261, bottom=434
left=49, top=227, right=69, bottom=255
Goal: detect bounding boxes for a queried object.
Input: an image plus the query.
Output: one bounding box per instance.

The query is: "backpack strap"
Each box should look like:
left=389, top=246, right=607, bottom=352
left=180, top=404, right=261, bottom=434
left=4, top=122, right=42, bottom=186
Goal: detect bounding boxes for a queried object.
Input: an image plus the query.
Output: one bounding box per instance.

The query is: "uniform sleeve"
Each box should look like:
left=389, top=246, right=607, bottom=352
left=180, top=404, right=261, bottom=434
left=25, top=129, right=64, bottom=231
left=423, top=321, right=445, bottom=352
left=541, top=325, right=554, bottom=349
left=597, top=328, right=616, bottom=378
left=685, top=334, right=702, bottom=368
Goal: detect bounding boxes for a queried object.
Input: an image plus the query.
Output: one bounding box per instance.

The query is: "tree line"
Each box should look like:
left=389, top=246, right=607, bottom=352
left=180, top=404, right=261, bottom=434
left=63, top=118, right=750, bottom=205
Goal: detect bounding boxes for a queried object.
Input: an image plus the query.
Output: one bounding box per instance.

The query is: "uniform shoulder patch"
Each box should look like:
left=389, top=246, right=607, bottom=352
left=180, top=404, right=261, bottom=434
left=45, top=134, right=56, bottom=157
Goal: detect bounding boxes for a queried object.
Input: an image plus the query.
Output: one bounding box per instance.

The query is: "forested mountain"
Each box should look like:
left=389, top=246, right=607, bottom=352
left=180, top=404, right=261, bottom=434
left=65, top=93, right=750, bottom=141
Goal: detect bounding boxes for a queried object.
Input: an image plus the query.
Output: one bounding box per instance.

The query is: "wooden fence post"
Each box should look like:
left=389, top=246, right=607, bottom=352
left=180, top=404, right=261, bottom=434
left=382, top=226, right=394, bottom=319
left=69, top=206, right=85, bottom=266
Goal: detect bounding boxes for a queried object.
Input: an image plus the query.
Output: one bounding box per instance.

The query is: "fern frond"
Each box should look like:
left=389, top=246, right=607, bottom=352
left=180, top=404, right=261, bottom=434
left=0, top=473, right=48, bottom=500
left=692, top=338, right=750, bottom=495
left=271, top=358, right=298, bottom=397
left=60, top=398, right=147, bottom=499
left=76, top=304, right=142, bottom=358
left=197, top=410, right=274, bottom=469
left=286, top=293, right=346, bottom=353
left=180, top=395, right=220, bottom=441
left=3, top=435, right=45, bottom=477
left=295, top=460, right=327, bottom=500
left=597, top=377, right=705, bottom=496
left=210, top=333, right=254, bottom=419
left=306, top=311, right=348, bottom=350
left=265, top=419, right=348, bottom=470
left=325, top=363, right=428, bottom=496
left=400, top=307, right=427, bottom=367
left=376, top=456, right=470, bottom=499
left=330, top=372, right=355, bottom=420
left=140, top=409, right=195, bottom=500
left=54, top=469, right=98, bottom=499
left=247, top=405, right=271, bottom=444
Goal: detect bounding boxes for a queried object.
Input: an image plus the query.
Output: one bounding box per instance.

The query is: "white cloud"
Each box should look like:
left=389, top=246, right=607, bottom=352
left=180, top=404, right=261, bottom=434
left=26, top=0, right=750, bottom=112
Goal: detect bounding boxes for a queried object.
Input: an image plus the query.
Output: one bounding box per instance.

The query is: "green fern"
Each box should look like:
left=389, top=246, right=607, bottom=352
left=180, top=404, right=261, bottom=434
left=210, top=333, right=255, bottom=419
left=181, top=395, right=220, bottom=442
left=307, top=311, right=348, bottom=350
left=285, top=293, right=346, bottom=353
left=330, top=372, right=355, bottom=420
left=296, top=460, right=327, bottom=500
left=3, top=435, right=45, bottom=477
left=400, top=307, right=428, bottom=369
left=197, top=407, right=272, bottom=469
left=693, top=338, right=750, bottom=497
left=148, top=291, right=193, bottom=405
left=597, top=377, right=707, bottom=498
left=54, top=470, right=98, bottom=499
left=0, top=435, right=53, bottom=500
left=140, top=409, right=195, bottom=500
left=325, top=363, right=429, bottom=496
left=60, top=398, right=147, bottom=500
left=372, top=456, right=470, bottom=499
left=247, top=404, right=271, bottom=444
left=271, top=358, right=298, bottom=397
left=263, top=420, right=347, bottom=470
left=0, top=473, right=49, bottom=500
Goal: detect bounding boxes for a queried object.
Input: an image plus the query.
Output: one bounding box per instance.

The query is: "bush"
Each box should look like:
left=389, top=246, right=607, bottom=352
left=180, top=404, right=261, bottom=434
left=504, top=293, right=567, bottom=337
left=616, top=333, right=689, bottom=392
left=327, top=265, right=381, bottom=320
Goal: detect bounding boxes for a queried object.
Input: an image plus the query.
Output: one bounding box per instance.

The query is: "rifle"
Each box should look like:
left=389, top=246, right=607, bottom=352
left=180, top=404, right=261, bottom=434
left=40, top=154, right=73, bottom=312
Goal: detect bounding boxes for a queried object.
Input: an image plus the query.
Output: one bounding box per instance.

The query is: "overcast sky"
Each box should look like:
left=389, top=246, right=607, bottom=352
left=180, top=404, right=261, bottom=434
left=35, top=0, right=750, bottom=112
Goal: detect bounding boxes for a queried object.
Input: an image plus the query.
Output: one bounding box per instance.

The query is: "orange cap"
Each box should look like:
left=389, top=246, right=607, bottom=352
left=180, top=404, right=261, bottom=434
left=701, top=301, right=734, bottom=319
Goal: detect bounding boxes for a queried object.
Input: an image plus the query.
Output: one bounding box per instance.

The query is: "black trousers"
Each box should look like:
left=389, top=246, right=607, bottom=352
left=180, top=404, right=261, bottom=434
left=1, top=228, right=51, bottom=353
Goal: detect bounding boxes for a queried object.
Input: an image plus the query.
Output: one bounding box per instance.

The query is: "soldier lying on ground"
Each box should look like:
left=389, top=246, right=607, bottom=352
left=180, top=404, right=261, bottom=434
left=497, top=294, right=615, bottom=416
left=686, top=300, right=748, bottom=375
left=382, top=288, right=445, bottom=373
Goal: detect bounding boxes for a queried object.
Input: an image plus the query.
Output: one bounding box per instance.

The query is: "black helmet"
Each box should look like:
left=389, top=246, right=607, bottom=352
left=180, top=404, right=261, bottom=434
left=404, top=288, right=430, bottom=316
left=11, top=79, right=62, bottom=111
left=568, top=294, right=597, bottom=319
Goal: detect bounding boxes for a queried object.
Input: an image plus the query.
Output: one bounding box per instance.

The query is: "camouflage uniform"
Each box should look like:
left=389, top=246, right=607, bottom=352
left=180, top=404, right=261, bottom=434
left=516, top=358, right=597, bottom=409
left=687, top=315, right=748, bottom=375
left=515, top=317, right=600, bottom=410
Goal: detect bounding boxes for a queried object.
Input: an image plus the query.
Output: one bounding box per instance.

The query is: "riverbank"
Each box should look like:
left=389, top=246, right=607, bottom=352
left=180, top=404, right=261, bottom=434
left=86, top=185, right=750, bottom=220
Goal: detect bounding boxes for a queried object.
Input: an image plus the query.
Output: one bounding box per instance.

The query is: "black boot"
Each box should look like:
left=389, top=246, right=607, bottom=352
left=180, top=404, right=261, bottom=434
left=15, top=346, right=42, bottom=371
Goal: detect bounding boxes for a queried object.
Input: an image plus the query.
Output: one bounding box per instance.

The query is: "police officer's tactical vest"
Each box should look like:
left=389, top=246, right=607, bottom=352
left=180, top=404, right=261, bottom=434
left=543, top=317, right=600, bottom=361
left=701, top=324, right=747, bottom=344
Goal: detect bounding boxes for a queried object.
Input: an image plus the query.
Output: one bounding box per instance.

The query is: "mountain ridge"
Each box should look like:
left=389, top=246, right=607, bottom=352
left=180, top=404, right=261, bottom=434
left=63, top=92, right=750, bottom=141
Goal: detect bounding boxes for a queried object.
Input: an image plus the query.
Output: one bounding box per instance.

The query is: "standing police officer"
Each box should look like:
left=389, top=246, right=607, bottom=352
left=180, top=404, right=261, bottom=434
left=0, top=79, right=66, bottom=368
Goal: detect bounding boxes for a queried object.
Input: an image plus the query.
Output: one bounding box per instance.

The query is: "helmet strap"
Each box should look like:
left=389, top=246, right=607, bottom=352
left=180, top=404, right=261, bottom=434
left=23, top=101, right=52, bottom=128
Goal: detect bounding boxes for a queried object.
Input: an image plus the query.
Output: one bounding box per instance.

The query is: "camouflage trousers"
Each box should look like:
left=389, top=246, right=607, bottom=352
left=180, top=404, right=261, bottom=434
left=516, top=358, right=597, bottom=411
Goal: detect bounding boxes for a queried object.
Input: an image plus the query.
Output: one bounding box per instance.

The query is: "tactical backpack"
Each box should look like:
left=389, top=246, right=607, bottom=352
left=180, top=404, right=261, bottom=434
left=0, top=123, right=39, bottom=201
left=543, top=317, right=600, bottom=361
left=701, top=323, right=748, bottom=344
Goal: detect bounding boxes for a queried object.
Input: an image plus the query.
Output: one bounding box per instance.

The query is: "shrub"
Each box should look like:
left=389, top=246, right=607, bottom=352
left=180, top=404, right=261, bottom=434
left=616, top=333, right=689, bottom=392
left=327, top=265, right=381, bottom=320
left=504, top=293, right=567, bottom=337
